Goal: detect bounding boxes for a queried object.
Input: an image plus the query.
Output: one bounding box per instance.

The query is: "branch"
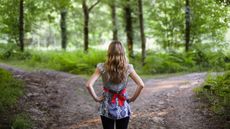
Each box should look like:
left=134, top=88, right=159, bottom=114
left=88, top=0, right=100, bottom=12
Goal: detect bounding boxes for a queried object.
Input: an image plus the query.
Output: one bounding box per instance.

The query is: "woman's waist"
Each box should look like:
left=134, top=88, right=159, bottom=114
left=103, top=87, right=127, bottom=106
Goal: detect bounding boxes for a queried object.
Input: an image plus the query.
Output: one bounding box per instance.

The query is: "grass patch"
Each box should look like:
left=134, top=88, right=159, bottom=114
left=0, top=68, right=31, bottom=129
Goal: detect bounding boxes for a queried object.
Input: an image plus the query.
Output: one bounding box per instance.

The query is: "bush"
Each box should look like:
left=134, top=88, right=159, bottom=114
left=0, top=43, right=18, bottom=59
left=12, top=114, right=32, bottom=129
left=25, top=50, right=107, bottom=74
left=193, top=43, right=226, bottom=71
left=0, top=68, right=32, bottom=129
left=141, top=51, right=195, bottom=74
left=195, top=71, right=230, bottom=116
left=0, top=43, right=32, bottom=60
left=0, top=68, right=24, bottom=112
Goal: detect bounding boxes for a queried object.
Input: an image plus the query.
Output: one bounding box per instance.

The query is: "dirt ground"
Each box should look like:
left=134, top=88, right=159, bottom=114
left=0, top=63, right=224, bottom=129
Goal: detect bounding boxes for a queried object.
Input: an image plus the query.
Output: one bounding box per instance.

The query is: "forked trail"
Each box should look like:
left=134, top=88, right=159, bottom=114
left=0, top=63, right=220, bottom=129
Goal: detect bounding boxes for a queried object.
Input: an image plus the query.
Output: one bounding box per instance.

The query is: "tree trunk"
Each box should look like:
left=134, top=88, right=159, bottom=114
left=124, top=0, right=133, bottom=57
left=82, top=0, right=100, bottom=52
left=138, top=0, right=146, bottom=66
left=82, top=0, right=89, bottom=52
left=185, top=0, right=190, bottom=52
left=111, top=0, right=118, bottom=40
left=60, top=9, right=68, bottom=50
left=19, top=0, right=24, bottom=52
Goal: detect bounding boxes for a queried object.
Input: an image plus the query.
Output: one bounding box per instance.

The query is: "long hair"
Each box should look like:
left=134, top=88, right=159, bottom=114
left=105, top=41, right=128, bottom=84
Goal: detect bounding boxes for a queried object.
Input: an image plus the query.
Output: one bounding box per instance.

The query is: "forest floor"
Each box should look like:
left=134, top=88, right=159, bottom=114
left=0, top=63, right=223, bottom=129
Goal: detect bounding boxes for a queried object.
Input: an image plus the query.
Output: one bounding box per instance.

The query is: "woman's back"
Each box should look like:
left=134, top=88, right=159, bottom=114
left=97, top=63, right=134, bottom=93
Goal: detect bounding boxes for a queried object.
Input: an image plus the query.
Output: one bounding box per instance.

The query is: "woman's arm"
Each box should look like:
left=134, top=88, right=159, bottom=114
left=85, top=68, right=104, bottom=102
left=128, top=69, right=145, bottom=102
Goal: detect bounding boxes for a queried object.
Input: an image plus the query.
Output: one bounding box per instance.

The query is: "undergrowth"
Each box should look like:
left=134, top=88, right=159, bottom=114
left=0, top=68, right=31, bottom=129
left=0, top=43, right=229, bottom=75
left=194, top=71, right=230, bottom=128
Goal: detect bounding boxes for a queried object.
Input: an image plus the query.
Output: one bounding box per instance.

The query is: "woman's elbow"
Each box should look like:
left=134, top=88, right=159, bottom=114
left=85, top=82, right=91, bottom=89
left=139, top=84, right=145, bottom=89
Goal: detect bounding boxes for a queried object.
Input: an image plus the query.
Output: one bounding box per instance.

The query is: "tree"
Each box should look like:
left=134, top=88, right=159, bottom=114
left=60, top=9, right=68, bottom=50
left=138, top=0, right=146, bottom=65
left=185, top=0, right=190, bottom=52
left=49, top=0, right=72, bottom=50
left=0, top=0, right=47, bottom=49
left=124, top=0, right=134, bottom=57
left=110, top=0, right=118, bottom=40
left=189, top=0, right=229, bottom=48
left=150, top=0, right=184, bottom=50
left=149, top=0, right=229, bottom=51
left=19, top=0, right=24, bottom=52
left=82, top=0, right=100, bottom=52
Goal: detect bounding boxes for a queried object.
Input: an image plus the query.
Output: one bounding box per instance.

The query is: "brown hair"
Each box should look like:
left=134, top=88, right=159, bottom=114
left=105, top=41, right=128, bottom=84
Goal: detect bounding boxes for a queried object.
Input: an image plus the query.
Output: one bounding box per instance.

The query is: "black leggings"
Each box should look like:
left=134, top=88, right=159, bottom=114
left=100, top=116, right=130, bottom=129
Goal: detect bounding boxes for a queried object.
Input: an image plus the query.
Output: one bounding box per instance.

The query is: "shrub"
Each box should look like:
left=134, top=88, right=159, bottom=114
left=193, top=43, right=226, bottom=71
left=141, top=52, right=195, bottom=74
left=0, top=43, right=18, bottom=59
left=0, top=43, right=32, bottom=60
left=0, top=68, right=24, bottom=112
left=195, top=71, right=230, bottom=116
left=12, top=114, right=32, bottom=129
left=0, top=68, right=32, bottom=128
left=25, top=50, right=106, bottom=74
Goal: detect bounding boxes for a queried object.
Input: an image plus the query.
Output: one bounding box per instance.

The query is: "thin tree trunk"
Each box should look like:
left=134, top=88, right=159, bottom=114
left=185, top=0, right=190, bottom=52
left=138, top=0, right=146, bottom=66
left=124, top=0, right=133, bottom=57
left=19, top=0, right=24, bottom=52
left=111, top=0, right=118, bottom=40
left=82, top=0, right=100, bottom=52
left=60, top=9, right=68, bottom=50
left=82, top=0, right=89, bottom=52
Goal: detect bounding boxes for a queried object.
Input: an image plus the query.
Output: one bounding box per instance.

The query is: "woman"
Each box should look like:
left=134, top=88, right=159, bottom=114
left=86, top=41, right=144, bottom=129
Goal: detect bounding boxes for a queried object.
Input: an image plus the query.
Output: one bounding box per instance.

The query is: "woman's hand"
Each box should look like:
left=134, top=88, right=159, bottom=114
left=127, top=97, right=134, bottom=103
left=95, top=96, right=104, bottom=102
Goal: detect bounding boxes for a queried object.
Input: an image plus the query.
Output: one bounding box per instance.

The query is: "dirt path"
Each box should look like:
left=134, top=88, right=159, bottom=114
left=0, top=64, right=219, bottom=129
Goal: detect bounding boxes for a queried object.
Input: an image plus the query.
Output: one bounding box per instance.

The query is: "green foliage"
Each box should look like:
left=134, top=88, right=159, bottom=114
left=149, top=0, right=229, bottom=50
left=149, top=0, right=184, bottom=49
left=141, top=51, right=195, bottom=74
left=193, top=43, right=226, bottom=71
left=215, top=0, right=230, bottom=6
left=129, top=48, right=228, bottom=74
left=224, top=52, right=230, bottom=70
left=12, top=114, right=32, bottom=129
left=0, top=49, right=107, bottom=74
left=0, top=68, right=24, bottom=112
left=0, top=43, right=32, bottom=60
left=0, top=69, right=32, bottom=128
left=0, top=44, right=228, bottom=75
left=0, top=0, right=45, bottom=43
left=0, top=43, right=17, bottom=59
left=195, top=71, right=230, bottom=117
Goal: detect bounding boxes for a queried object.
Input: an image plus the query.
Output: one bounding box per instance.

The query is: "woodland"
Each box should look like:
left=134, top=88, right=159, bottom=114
left=0, top=0, right=230, bottom=128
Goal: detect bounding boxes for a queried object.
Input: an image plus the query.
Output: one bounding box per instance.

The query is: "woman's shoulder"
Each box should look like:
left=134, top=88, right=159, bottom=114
left=97, top=62, right=105, bottom=67
left=127, top=63, right=133, bottom=67
left=127, top=63, right=134, bottom=75
left=97, top=63, right=105, bottom=73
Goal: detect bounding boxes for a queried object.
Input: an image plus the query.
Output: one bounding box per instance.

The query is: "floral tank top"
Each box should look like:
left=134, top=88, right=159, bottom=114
left=97, top=63, right=134, bottom=120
